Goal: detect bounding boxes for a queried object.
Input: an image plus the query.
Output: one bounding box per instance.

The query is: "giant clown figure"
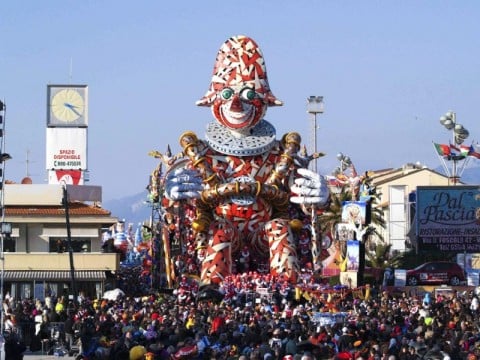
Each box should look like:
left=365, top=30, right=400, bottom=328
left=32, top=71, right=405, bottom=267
left=164, top=35, right=329, bottom=284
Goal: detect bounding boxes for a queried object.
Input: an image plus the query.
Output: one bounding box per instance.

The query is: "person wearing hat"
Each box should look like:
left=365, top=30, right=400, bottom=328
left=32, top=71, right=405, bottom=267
left=129, top=344, right=147, bottom=360
left=388, top=337, right=399, bottom=357
left=337, top=326, right=355, bottom=352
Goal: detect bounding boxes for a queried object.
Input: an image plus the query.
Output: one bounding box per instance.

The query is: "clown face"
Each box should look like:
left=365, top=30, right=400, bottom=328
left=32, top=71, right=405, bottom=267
left=197, top=35, right=282, bottom=135
left=212, top=86, right=266, bottom=133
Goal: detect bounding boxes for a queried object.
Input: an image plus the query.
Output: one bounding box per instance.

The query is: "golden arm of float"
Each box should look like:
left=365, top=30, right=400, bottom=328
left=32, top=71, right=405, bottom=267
left=199, top=132, right=302, bottom=208
left=178, top=131, right=302, bottom=233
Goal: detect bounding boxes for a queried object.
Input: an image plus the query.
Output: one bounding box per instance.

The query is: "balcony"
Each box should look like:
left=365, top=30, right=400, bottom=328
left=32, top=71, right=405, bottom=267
left=2, top=252, right=120, bottom=271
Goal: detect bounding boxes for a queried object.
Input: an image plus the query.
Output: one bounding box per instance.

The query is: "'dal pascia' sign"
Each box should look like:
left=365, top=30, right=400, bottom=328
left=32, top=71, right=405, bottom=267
left=416, top=186, right=480, bottom=252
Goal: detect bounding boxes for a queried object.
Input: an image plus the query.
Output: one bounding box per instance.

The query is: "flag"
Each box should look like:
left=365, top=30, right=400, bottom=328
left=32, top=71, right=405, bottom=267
left=460, top=144, right=471, bottom=156
left=468, top=144, right=480, bottom=159
left=447, top=142, right=465, bottom=159
left=433, top=143, right=450, bottom=156
left=450, top=143, right=460, bottom=153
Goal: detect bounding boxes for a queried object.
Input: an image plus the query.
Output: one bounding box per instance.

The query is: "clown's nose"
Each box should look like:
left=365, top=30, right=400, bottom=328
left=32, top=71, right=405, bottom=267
left=229, top=95, right=243, bottom=112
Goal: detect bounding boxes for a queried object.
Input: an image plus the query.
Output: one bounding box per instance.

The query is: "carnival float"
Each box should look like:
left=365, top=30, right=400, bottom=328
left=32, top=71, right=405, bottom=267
left=105, top=35, right=378, bottom=304
left=146, top=34, right=333, bottom=289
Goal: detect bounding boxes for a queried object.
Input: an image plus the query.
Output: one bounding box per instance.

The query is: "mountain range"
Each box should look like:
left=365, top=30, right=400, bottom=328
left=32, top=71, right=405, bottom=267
left=103, top=191, right=153, bottom=226
left=103, top=164, right=480, bottom=226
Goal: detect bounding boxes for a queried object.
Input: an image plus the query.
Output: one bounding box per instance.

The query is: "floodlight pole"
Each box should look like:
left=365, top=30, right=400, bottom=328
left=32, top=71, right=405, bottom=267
left=439, top=110, right=470, bottom=185
left=306, top=96, right=324, bottom=275
left=306, top=96, right=324, bottom=173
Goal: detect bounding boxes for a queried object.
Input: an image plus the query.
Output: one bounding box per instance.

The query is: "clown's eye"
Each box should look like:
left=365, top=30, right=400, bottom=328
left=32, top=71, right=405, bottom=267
left=221, top=88, right=234, bottom=100
left=240, top=88, right=256, bottom=101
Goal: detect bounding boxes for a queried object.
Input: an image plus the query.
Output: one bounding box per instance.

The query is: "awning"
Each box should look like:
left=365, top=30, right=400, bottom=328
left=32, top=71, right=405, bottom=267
left=41, top=227, right=99, bottom=237
left=3, top=270, right=106, bottom=281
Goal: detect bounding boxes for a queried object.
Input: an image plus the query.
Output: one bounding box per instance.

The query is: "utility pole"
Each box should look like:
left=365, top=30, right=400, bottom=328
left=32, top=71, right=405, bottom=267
left=62, top=186, right=77, bottom=304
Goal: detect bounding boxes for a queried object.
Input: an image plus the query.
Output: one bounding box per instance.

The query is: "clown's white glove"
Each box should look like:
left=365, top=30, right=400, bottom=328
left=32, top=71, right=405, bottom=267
left=164, top=167, right=204, bottom=200
left=290, top=168, right=330, bottom=206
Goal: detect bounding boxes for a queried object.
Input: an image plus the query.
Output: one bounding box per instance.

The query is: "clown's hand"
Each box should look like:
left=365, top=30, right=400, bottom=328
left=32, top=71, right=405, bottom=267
left=290, top=168, right=330, bottom=206
left=165, top=167, right=204, bottom=200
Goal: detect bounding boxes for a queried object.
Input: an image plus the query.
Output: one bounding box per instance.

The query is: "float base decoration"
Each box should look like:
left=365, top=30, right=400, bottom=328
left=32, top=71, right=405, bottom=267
left=295, top=284, right=371, bottom=310
left=340, top=271, right=359, bottom=288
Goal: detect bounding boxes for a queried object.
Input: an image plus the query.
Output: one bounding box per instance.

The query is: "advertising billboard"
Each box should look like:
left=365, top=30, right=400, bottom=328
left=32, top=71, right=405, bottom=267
left=47, top=169, right=84, bottom=185
left=416, top=186, right=480, bottom=253
left=46, top=127, right=87, bottom=171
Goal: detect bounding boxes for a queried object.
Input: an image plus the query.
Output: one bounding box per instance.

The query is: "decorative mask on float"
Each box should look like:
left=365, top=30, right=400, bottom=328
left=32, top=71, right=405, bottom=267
left=196, top=35, right=282, bottom=137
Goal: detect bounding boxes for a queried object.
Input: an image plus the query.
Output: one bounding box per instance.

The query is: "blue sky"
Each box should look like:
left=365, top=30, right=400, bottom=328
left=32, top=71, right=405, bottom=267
left=1, top=1, right=479, bottom=202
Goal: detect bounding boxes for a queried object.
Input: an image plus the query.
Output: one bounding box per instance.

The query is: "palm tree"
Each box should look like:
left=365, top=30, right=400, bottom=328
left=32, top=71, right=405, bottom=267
left=363, top=187, right=386, bottom=249
left=365, top=242, right=402, bottom=269
left=318, top=186, right=351, bottom=238
left=317, top=178, right=387, bottom=270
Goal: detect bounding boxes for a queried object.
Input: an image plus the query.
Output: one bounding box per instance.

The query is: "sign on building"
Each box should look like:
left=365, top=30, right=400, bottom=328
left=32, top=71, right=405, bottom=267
left=416, top=185, right=480, bottom=253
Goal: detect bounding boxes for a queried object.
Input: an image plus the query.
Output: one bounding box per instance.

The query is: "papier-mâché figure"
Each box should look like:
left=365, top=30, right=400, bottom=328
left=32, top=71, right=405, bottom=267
left=164, top=35, right=329, bottom=284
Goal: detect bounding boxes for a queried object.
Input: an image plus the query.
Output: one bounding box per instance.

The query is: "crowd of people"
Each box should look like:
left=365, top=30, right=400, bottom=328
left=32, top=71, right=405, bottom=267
left=2, top=271, right=480, bottom=360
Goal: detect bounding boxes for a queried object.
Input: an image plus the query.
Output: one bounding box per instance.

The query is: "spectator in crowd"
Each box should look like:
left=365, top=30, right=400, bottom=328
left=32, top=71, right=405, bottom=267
left=6, top=271, right=480, bottom=360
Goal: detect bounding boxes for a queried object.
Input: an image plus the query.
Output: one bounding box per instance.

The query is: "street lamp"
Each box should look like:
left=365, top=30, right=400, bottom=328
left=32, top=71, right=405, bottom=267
left=0, top=99, right=10, bottom=359
left=306, top=96, right=324, bottom=173
left=439, top=111, right=470, bottom=145
left=305, top=96, right=324, bottom=275
left=336, top=152, right=352, bottom=175
left=438, top=110, right=469, bottom=184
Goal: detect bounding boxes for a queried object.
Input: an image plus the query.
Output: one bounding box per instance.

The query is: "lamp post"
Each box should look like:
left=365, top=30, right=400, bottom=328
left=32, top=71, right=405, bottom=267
left=62, top=185, right=77, bottom=304
left=306, top=96, right=324, bottom=173
left=306, top=96, right=324, bottom=275
left=336, top=152, right=352, bottom=175
left=0, top=100, right=11, bottom=359
left=439, top=110, right=469, bottom=184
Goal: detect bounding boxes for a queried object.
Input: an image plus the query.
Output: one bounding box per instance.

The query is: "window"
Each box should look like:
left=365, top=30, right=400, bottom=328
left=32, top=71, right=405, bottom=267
left=49, top=237, right=91, bottom=253
left=3, top=235, right=16, bottom=252
left=389, top=185, right=407, bottom=250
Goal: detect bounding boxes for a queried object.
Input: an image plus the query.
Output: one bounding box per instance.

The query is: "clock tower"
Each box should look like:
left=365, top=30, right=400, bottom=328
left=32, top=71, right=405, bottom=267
left=46, top=84, right=89, bottom=185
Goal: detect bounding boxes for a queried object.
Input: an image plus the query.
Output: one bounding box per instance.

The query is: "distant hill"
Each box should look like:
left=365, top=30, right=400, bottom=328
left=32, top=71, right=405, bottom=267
left=103, top=191, right=153, bottom=225
left=459, top=163, right=480, bottom=185
left=434, top=162, right=480, bottom=185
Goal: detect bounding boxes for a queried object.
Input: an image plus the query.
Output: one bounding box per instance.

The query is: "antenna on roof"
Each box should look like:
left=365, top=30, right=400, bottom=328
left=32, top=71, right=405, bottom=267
left=24, top=149, right=38, bottom=178
left=69, top=58, right=73, bottom=83
left=26, top=149, right=31, bottom=177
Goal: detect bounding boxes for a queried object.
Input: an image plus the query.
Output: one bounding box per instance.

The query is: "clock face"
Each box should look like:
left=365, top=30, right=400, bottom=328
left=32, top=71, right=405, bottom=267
left=51, top=88, right=85, bottom=123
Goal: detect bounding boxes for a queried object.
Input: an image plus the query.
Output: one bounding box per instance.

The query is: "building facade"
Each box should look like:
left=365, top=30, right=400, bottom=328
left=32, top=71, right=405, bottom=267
left=369, top=163, right=455, bottom=253
left=2, top=183, right=119, bottom=301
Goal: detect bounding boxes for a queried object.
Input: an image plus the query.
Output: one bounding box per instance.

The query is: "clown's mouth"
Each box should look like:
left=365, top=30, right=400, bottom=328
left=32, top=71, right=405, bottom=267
left=220, top=104, right=256, bottom=129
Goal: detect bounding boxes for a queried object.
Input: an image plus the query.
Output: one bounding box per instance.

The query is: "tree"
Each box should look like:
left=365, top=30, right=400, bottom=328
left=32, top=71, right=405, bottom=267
left=365, top=242, right=402, bottom=269
left=318, top=186, right=351, bottom=239
left=318, top=179, right=386, bottom=270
